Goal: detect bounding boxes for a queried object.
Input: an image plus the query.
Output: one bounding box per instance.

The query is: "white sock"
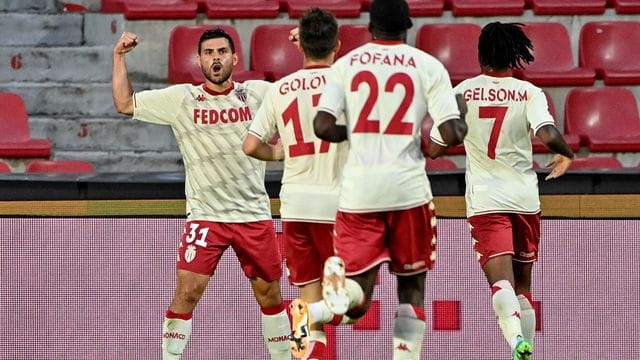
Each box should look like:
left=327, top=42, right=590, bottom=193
left=345, top=278, right=365, bottom=310
left=309, top=301, right=334, bottom=324
left=309, top=301, right=354, bottom=325
left=393, top=304, right=426, bottom=360
left=262, top=309, right=291, bottom=360
left=162, top=314, right=192, bottom=360
left=491, top=280, right=523, bottom=350
left=518, top=294, right=536, bottom=345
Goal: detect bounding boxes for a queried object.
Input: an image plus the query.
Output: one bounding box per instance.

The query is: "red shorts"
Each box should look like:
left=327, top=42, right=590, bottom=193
left=468, top=212, right=541, bottom=267
left=334, top=203, right=437, bottom=276
left=283, top=221, right=335, bottom=286
left=176, top=220, right=282, bottom=282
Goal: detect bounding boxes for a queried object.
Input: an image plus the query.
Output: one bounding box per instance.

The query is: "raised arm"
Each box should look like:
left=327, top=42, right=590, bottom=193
left=535, top=124, right=574, bottom=180
left=112, top=32, right=138, bottom=115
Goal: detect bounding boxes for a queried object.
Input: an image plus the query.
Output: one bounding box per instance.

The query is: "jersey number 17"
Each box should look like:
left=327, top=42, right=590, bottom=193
left=282, top=93, right=331, bottom=158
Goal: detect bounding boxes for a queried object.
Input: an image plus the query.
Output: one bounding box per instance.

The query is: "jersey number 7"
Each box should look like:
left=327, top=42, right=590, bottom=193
left=479, top=105, right=508, bottom=159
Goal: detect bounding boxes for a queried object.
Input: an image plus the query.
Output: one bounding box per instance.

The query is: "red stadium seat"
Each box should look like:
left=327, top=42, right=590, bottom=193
left=282, top=0, right=361, bottom=18
left=515, top=22, right=595, bottom=87
left=426, top=158, right=459, bottom=171
left=526, top=0, right=606, bottom=14
left=449, top=0, right=525, bottom=16
left=0, top=93, right=51, bottom=158
left=569, top=156, right=623, bottom=170
left=611, top=0, right=640, bottom=13
left=123, top=0, right=198, bottom=20
left=204, top=0, right=280, bottom=18
left=250, top=24, right=303, bottom=82
left=361, top=0, right=444, bottom=14
left=168, top=25, right=264, bottom=85
left=101, top=0, right=124, bottom=12
left=579, top=22, right=640, bottom=85
left=531, top=91, right=581, bottom=153
left=564, top=87, right=640, bottom=152
left=25, top=160, right=95, bottom=173
left=415, top=23, right=482, bottom=86
left=337, top=24, right=371, bottom=59
left=0, top=160, right=11, bottom=173
left=531, top=133, right=581, bottom=153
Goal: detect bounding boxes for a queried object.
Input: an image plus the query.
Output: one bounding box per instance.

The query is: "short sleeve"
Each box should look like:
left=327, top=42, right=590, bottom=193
left=248, top=90, right=278, bottom=142
left=429, top=124, right=447, bottom=146
left=526, top=87, right=556, bottom=133
left=133, top=85, right=185, bottom=125
left=424, top=60, right=460, bottom=128
left=317, top=66, right=345, bottom=117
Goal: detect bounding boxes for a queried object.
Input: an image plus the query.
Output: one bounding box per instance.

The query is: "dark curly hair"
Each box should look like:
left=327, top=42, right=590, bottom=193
left=478, top=22, right=534, bottom=70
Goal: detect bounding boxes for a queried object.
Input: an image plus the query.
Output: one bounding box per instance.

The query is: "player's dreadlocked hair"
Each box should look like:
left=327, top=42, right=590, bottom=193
left=478, top=22, right=534, bottom=70
left=198, top=28, right=236, bottom=54
left=299, top=8, right=338, bottom=60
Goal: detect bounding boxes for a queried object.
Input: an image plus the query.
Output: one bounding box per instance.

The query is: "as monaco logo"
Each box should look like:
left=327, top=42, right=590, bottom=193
left=235, top=88, right=247, bottom=103
left=184, top=245, right=197, bottom=263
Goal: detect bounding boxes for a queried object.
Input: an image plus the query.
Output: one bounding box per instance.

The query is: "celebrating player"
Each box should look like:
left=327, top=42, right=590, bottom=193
left=312, top=0, right=467, bottom=358
left=243, top=8, right=350, bottom=359
left=112, top=29, right=290, bottom=359
left=448, top=22, right=574, bottom=360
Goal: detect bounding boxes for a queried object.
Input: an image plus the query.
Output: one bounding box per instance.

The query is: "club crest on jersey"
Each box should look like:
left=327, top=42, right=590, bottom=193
left=234, top=88, right=247, bottom=103
left=184, top=245, right=197, bottom=263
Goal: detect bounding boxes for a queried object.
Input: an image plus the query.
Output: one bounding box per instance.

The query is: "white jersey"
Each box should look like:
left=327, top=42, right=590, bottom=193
left=249, top=66, right=348, bottom=223
left=454, top=74, right=555, bottom=217
left=133, top=81, right=273, bottom=222
left=318, top=40, right=460, bottom=212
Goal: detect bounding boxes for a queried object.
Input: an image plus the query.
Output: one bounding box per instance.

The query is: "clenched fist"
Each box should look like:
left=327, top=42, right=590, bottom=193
left=114, top=32, right=138, bottom=56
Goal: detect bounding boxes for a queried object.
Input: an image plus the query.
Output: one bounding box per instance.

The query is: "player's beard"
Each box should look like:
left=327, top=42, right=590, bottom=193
left=203, top=62, right=232, bottom=85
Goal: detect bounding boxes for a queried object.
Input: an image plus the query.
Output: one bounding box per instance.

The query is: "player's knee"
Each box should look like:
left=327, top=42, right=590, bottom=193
left=253, top=280, right=283, bottom=307
left=174, top=283, right=205, bottom=305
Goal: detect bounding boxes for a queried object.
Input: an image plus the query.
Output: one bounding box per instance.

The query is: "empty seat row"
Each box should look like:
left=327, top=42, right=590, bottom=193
left=417, top=21, right=640, bottom=87
left=0, top=160, right=95, bottom=173
left=533, top=156, right=630, bottom=170
left=0, top=155, right=630, bottom=175
left=100, top=0, right=640, bottom=19
left=168, top=21, right=640, bottom=87
left=425, top=156, right=632, bottom=171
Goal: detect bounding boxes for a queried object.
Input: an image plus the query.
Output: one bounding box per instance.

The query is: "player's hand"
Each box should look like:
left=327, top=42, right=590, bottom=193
left=289, top=27, right=302, bottom=52
left=114, top=32, right=138, bottom=56
left=544, top=154, right=572, bottom=180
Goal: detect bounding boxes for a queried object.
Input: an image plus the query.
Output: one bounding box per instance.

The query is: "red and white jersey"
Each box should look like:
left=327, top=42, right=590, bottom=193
left=454, top=74, right=555, bottom=217
left=133, top=81, right=273, bottom=222
left=249, top=66, right=348, bottom=222
left=317, top=40, right=460, bottom=212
